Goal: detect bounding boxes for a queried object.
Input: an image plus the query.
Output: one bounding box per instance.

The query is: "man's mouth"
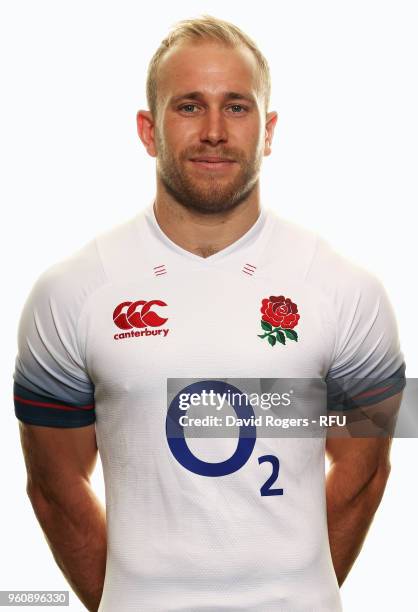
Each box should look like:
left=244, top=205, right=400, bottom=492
left=189, top=156, right=237, bottom=170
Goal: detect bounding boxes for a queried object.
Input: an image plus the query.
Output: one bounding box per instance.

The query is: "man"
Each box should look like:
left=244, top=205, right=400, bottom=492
left=13, top=15, right=405, bottom=612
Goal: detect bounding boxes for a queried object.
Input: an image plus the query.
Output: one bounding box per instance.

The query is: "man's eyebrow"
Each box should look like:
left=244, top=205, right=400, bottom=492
left=170, top=91, right=256, bottom=104
left=224, top=91, right=256, bottom=103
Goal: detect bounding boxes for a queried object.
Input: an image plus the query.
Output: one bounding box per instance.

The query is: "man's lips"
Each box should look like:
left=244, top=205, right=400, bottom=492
left=189, top=156, right=237, bottom=170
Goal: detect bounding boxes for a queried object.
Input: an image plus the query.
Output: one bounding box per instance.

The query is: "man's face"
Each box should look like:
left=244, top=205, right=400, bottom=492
left=151, top=41, right=273, bottom=214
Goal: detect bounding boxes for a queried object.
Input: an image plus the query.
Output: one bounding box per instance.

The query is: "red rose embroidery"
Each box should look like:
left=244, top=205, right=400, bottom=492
left=258, top=295, right=300, bottom=346
left=261, top=295, right=300, bottom=329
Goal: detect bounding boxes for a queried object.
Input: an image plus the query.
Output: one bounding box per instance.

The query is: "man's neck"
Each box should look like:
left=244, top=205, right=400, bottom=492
left=152, top=183, right=262, bottom=259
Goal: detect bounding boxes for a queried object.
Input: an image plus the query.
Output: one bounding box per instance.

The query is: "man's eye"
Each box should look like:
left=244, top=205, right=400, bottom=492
left=229, top=105, right=247, bottom=113
left=180, top=104, right=198, bottom=113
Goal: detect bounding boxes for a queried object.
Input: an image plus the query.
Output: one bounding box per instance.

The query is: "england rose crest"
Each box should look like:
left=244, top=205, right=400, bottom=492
left=258, top=295, right=300, bottom=346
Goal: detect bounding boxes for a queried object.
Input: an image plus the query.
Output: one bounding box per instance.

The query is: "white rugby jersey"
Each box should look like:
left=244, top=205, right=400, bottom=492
left=13, top=202, right=405, bottom=612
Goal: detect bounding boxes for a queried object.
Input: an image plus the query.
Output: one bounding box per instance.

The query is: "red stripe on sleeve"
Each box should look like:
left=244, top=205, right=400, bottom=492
left=351, top=384, right=393, bottom=401
left=14, top=395, right=94, bottom=412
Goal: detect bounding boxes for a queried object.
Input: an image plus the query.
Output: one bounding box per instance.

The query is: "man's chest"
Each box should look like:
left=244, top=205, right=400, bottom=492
left=81, top=270, right=334, bottom=398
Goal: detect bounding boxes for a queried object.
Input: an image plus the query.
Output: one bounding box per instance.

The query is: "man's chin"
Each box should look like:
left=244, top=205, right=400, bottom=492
left=180, top=189, right=250, bottom=214
left=175, top=178, right=237, bottom=207
left=160, top=170, right=256, bottom=214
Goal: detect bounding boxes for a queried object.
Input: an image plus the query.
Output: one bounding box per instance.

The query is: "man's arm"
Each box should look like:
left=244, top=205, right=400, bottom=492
left=19, top=422, right=106, bottom=612
left=325, top=390, right=402, bottom=587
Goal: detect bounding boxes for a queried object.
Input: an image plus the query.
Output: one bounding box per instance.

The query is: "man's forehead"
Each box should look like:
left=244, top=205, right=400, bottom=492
left=157, top=41, right=260, bottom=97
left=169, top=90, right=257, bottom=104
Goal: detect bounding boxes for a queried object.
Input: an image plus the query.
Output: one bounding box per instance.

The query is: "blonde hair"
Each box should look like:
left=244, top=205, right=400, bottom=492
left=146, top=15, right=271, bottom=117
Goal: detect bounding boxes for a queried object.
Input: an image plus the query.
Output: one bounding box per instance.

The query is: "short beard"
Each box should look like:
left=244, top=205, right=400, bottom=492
left=155, top=134, right=262, bottom=215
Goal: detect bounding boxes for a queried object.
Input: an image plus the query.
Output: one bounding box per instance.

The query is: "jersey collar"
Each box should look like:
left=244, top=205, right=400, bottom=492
left=140, top=199, right=274, bottom=270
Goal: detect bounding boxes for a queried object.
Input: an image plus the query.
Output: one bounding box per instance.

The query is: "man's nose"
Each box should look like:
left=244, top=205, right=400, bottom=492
left=199, top=109, right=228, bottom=145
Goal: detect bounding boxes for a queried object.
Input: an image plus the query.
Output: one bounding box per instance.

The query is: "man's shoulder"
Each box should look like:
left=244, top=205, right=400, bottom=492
left=25, top=213, right=138, bottom=314
left=302, top=228, right=386, bottom=313
left=308, top=233, right=381, bottom=293
left=24, top=237, right=107, bottom=322
left=32, top=211, right=144, bottom=299
left=266, top=209, right=384, bottom=297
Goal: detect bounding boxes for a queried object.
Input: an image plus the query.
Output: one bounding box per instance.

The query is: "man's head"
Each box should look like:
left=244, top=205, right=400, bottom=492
left=137, top=15, right=277, bottom=214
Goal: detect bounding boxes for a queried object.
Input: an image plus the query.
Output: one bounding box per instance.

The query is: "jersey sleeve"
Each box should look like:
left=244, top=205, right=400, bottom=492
left=13, top=242, right=105, bottom=427
left=308, top=239, right=406, bottom=410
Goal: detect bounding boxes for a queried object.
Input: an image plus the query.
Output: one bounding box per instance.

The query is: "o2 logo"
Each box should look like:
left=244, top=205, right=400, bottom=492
left=165, top=380, right=284, bottom=497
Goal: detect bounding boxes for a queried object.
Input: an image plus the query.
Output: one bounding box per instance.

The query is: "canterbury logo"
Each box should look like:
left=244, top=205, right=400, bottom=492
left=113, top=300, right=168, bottom=329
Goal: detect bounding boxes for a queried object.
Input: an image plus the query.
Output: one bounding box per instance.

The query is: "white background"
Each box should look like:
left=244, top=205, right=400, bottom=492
left=1, top=1, right=417, bottom=610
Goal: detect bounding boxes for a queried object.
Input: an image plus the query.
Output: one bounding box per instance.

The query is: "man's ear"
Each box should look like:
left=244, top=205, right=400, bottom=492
left=264, top=111, right=278, bottom=157
left=136, top=110, right=157, bottom=157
